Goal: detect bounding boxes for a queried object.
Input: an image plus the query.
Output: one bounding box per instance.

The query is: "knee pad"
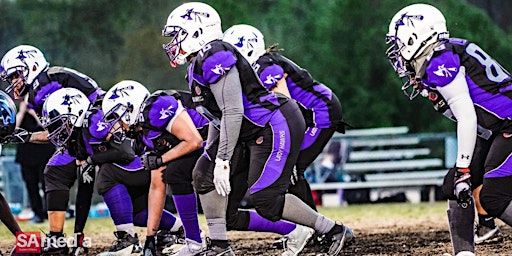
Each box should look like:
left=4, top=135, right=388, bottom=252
left=250, top=191, right=285, bottom=222
left=169, top=182, right=194, bottom=195
left=480, top=188, right=508, bottom=217
left=192, top=157, right=215, bottom=195
left=226, top=209, right=249, bottom=231
left=47, top=190, right=69, bottom=211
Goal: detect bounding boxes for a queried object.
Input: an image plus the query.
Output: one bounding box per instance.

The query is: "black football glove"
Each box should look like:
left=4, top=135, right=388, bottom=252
left=4, top=127, right=31, bottom=144
left=141, top=153, right=164, bottom=171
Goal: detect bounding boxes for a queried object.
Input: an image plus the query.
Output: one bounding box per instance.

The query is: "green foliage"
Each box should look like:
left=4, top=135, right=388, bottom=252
left=0, top=0, right=510, bottom=132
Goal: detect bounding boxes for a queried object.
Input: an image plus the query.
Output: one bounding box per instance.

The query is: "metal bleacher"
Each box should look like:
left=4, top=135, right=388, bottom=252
left=307, top=126, right=456, bottom=204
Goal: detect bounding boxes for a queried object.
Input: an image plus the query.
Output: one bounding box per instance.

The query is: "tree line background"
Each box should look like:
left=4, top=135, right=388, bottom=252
left=0, top=0, right=511, bottom=133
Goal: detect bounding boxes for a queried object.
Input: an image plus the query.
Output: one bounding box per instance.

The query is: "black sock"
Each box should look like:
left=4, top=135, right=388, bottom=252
left=49, top=231, right=63, bottom=237
left=326, top=224, right=344, bottom=236
left=211, top=239, right=229, bottom=249
left=74, top=180, right=94, bottom=233
left=145, top=235, right=155, bottom=246
left=478, top=214, right=496, bottom=229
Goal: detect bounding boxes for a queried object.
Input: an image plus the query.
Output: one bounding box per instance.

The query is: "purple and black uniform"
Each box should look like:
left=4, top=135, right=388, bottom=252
left=90, top=104, right=180, bottom=231
left=253, top=52, right=345, bottom=209
left=138, top=90, right=208, bottom=243
left=139, top=90, right=208, bottom=189
left=188, top=39, right=306, bottom=221
left=421, top=38, right=512, bottom=217
left=28, top=66, right=103, bottom=234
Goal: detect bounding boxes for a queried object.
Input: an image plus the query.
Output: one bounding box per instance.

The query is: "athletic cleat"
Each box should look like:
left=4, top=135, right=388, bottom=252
left=97, top=231, right=142, bottom=256
left=324, top=224, right=355, bottom=256
left=69, top=232, right=89, bottom=256
left=164, top=238, right=204, bottom=256
left=273, top=236, right=287, bottom=249
left=282, top=225, right=315, bottom=256
left=474, top=225, right=503, bottom=244
left=455, top=251, right=475, bottom=256
left=195, top=238, right=235, bottom=256
left=41, top=233, right=69, bottom=255
left=156, top=227, right=185, bottom=249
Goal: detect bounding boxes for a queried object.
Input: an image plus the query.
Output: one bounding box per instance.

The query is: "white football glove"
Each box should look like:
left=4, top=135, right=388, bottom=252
left=213, top=158, right=231, bottom=196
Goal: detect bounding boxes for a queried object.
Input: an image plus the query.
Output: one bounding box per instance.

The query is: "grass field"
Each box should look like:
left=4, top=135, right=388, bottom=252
left=0, top=201, right=448, bottom=239
left=5, top=201, right=512, bottom=255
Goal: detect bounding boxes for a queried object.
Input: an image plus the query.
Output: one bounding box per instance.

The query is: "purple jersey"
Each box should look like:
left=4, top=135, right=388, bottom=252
left=81, top=107, right=143, bottom=171
left=188, top=40, right=288, bottom=140
left=139, top=91, right=207, bottom=154
left=28, top=66, right=103, bottom=115
left=253, top=53, right=337, bottom=128
left=422, top=38, right=512, bottom=134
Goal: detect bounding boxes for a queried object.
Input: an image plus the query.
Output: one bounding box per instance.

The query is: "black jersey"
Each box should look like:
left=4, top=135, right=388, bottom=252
left=28, top=66, right=102, bottom=114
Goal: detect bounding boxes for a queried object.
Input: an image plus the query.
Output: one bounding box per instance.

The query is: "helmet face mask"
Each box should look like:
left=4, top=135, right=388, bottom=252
left=162, top=2, right=223, bottom=67
left=3, top=70, right=29, bottom=99
left=0, top=45, right=49, bottom=99
left=102, top=80, right=150, bottom=128
left=42, top=88, right=91, bottom=148
left=163, top=27, right=188, bottom=67
left=44, top=113, right=78, bottom=147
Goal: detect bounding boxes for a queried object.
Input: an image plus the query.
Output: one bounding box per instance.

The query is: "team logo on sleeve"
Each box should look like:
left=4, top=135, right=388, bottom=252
left=211, top=64, right=230, bottom=75
left=96, top=120, right=108, bottom=132
left=264, top=74, right=282, bottom=85
left=433, top=64, right=457, bottom=78
left=160, top=105, right=175, bottom=120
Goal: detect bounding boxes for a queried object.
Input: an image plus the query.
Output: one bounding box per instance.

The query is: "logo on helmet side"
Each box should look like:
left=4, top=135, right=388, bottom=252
left=16, top=49, right=39, bottom=60
left=109, top=85, right=135, bottom=100
left=181, top=8, right=210, bottom=23
left=396, top=13, right=424, bottom=27
left=61, top=94, right=84, bottom=106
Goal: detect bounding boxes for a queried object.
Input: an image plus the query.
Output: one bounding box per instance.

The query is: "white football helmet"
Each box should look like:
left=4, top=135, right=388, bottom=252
left=386, top=4, right=449, bottom=99
left=386, top=3, right=449, bottom=65
left=162, top=2, right=223, bottom=67
left=0, top=45, right=49, bottom=98
left=41, top=88, right=91, bottom=147
left=223, top=24, right=265, bottom=65
left=102, top=80, right=150, bottom=126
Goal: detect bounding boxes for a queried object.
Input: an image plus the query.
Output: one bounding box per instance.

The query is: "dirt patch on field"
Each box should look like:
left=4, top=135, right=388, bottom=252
left=3, top=217, right=510, bottom=255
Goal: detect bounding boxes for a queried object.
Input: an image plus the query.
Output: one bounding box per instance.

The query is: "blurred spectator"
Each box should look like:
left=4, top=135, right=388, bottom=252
left=15, top=99, right=55, bottom=223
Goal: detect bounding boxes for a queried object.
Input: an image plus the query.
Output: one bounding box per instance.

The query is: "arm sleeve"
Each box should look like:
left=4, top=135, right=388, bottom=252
left=437, top=67, right=477, bottom=168
left=90, top=139, right=135, bottom=164
left=209, top=66, right=243, bottom=161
